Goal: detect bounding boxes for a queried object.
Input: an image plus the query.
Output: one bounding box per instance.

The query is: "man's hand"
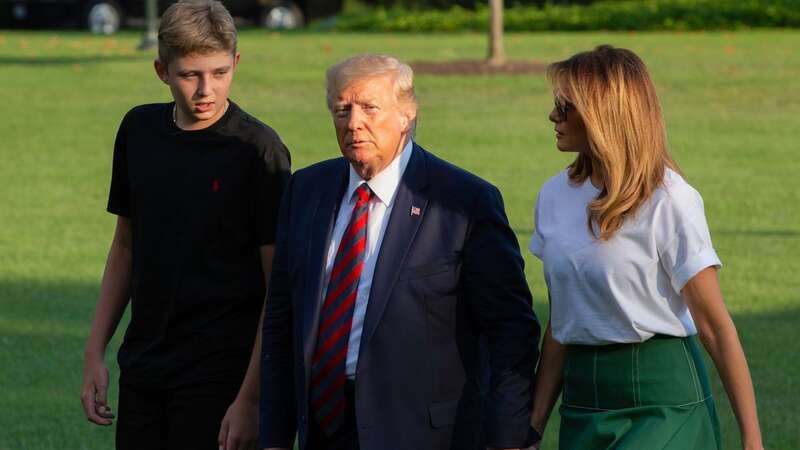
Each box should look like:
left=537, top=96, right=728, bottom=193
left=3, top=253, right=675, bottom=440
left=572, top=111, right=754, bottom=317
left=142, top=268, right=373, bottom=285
left=80, top=358, right=114, bottom=425
left=218, top=396, right=259, bottom=450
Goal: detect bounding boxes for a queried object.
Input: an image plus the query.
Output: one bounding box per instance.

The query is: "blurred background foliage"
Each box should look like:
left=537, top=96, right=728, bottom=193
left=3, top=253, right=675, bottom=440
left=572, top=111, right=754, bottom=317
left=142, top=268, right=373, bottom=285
left=322, top=0, right=800, bottom=32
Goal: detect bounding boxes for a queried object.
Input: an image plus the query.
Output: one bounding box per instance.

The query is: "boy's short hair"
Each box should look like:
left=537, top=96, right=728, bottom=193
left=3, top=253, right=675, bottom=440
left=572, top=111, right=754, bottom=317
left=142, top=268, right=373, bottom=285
left=158, top=0, right=237, bottom=64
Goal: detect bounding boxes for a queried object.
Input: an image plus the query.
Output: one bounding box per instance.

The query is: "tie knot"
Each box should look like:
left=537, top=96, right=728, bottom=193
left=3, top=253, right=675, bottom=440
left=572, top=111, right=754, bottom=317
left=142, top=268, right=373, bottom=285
left=354, top=183, right=372, bottom=204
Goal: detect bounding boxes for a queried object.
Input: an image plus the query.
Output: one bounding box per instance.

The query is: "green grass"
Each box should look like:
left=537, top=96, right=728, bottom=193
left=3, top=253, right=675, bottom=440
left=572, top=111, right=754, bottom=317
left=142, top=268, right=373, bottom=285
left=1, top=29, right=798, bottom=449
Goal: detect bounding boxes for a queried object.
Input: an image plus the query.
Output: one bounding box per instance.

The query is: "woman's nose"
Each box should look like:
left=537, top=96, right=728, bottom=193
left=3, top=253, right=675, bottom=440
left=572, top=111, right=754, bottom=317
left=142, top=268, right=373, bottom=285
left=549, top=107, right=560, bottom=123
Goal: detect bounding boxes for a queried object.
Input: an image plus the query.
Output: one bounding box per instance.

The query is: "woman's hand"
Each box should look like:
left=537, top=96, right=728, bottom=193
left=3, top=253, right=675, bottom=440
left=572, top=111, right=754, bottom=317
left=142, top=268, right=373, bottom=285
left=528, top=322, right=564, bottom=447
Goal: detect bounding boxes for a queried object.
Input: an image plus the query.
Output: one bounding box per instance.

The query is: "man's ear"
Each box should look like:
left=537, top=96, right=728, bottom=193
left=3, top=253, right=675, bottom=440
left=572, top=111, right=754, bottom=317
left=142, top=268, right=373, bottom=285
left=154, top=59, right=169, bottom=84
left=401, top=108, right=417, bottom=133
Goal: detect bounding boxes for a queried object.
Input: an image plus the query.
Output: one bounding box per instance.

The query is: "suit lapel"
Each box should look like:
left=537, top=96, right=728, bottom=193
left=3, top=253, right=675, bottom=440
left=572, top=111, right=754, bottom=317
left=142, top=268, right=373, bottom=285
left=361, top=144, right=429, bottom=346
left=302, top=159, right=349, bottom=366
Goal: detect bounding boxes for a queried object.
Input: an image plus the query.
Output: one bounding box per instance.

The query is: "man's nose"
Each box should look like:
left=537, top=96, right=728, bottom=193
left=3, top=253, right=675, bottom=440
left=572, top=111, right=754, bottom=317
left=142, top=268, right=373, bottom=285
left=347, top=107, right=364, bottom=130
left=196, top=74, right=212, bottom=97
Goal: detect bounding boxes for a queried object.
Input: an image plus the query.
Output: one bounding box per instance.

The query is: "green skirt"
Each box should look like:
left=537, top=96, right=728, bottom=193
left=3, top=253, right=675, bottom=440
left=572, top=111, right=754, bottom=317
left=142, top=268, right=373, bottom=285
left=559, top=335, right=721, bottom=450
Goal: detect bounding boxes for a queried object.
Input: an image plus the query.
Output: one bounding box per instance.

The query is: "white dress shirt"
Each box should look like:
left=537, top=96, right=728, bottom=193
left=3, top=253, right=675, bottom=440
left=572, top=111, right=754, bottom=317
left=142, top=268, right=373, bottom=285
left=322, top=139, right=414, bottom=378
left=529, top=168, right=722, bottom=345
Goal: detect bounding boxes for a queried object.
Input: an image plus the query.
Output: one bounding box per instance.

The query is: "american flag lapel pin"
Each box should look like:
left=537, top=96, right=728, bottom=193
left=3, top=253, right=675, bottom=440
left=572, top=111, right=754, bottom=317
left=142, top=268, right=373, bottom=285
left=410, top=205, right=421, bottom=217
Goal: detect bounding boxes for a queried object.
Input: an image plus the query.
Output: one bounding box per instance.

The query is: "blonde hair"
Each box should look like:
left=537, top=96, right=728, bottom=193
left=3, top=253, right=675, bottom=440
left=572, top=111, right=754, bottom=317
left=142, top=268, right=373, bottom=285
left=158, top=0, right=237, bottom=64
left=548, top=45, right=680, bottom=240
left=326, top=54, right=418, bottom=113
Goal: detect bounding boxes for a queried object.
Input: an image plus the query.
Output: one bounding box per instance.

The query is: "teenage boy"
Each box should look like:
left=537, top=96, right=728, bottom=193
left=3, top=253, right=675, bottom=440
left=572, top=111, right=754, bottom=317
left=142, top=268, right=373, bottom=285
left=79, top=2, right=290, bottom=449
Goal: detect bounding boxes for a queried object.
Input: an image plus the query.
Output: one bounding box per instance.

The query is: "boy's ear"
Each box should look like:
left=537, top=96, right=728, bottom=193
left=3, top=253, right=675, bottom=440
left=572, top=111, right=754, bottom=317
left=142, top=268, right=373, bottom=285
left=232, top=52, right=241, bottom=70
left=154, top=59, right=169, bottom=84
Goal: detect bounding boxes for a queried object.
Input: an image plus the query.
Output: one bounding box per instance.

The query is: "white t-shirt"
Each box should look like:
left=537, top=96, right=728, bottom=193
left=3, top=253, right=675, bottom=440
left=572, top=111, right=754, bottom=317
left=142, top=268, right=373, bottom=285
left=529, top=169, right=721, bottom=345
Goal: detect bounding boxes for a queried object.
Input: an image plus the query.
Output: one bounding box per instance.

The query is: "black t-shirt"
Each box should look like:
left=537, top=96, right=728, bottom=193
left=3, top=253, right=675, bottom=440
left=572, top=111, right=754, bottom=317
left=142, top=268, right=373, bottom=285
left=107, top=101, right=290, bottom=388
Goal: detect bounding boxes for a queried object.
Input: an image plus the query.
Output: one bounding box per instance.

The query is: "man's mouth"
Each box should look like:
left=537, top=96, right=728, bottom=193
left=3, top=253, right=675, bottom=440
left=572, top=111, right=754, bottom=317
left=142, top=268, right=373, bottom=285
left=194, top=102, right=214, bottom=113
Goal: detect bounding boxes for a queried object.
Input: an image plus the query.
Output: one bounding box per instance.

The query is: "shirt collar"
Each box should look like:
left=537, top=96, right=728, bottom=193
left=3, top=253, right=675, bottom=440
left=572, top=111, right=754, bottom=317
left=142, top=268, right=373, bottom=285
left=346, top=139, right=414, bottom=207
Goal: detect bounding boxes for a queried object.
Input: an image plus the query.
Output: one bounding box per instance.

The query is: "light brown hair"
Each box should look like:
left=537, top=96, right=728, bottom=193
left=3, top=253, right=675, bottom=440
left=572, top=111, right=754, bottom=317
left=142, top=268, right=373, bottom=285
left=158, top=0, right=237, bottom=64
left=548, top=45, right=680, bottom=240
left=326, top=53, right=418, bottom=113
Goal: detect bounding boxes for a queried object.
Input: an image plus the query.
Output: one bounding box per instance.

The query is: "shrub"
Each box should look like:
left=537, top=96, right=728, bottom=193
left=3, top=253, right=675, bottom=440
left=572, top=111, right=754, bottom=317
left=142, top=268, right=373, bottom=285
left=312, top=0, right=800, bottom=32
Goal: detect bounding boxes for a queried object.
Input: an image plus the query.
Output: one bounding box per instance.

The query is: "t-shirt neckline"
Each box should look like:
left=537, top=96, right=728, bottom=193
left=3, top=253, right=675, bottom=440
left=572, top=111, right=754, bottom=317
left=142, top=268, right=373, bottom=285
left=165, top=100, right=236, bottom=134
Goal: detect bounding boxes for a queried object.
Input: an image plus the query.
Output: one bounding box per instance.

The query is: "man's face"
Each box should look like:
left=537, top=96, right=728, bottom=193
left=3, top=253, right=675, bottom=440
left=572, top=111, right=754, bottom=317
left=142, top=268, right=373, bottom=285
left=331, top=75, right=414, bottom=180
left=155, top=50, right=239, bottom=130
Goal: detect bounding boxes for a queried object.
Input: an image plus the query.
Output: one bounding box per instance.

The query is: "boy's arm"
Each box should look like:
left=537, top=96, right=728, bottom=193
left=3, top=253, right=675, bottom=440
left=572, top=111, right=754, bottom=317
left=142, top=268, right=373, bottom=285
left=218, top=245, right=275, bottom=450
left=81, top=216, right=133, bottom=426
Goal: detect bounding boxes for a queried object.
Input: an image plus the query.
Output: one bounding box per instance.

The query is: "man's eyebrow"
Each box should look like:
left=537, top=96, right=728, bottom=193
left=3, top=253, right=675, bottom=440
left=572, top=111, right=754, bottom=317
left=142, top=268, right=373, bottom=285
left=350, top=97, right=378, bottom=106
left=333, top=96, right=378, bottom=107
left=176, top=66, right=231, bottom=74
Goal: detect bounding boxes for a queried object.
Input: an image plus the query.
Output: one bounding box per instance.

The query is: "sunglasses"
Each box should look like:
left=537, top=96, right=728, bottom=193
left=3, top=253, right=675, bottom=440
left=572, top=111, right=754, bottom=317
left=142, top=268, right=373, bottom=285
left=554, top=98, right=575, bottom=121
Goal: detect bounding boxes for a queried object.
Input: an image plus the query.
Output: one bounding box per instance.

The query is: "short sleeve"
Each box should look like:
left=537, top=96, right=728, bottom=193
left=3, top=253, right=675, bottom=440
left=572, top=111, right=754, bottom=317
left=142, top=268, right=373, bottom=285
left=252, top=140, right=291, bottom=246
left=658, top=186, right=721, bottom=293
left=528, top=191, right=544, bottom=258
left=107, top=115, right=131, bottom=217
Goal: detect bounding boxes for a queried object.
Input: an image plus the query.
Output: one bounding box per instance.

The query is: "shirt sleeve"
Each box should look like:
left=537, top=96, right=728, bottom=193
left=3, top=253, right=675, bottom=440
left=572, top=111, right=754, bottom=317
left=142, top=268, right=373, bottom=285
left=528, top=191, right=544, bottom=258
left=252, top=138, right=291, bottom=246
left=658, top=185, right=721, bottom=293
left=106, top=114, right=131, bottom=218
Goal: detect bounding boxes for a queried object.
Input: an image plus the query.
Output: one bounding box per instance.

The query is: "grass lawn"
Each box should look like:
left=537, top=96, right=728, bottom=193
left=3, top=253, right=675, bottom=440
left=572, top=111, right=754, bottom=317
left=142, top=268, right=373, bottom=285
left=0, top=29, right=798, bottom=449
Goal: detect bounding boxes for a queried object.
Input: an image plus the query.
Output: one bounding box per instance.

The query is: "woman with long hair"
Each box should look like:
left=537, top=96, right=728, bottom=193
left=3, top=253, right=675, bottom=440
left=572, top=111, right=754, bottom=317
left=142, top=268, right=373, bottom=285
left=528, top=45, right=763, bottom=450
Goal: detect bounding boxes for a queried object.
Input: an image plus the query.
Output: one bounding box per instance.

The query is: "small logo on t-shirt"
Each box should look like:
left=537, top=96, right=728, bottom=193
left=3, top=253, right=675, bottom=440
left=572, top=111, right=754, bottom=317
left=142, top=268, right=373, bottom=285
left=211, top=179, right=221, bottom=192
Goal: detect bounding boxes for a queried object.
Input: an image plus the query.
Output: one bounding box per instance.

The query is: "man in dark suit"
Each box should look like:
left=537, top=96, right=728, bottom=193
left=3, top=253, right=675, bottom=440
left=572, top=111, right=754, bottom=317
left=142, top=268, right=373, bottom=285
left=260, top=54, right=540, bottom=450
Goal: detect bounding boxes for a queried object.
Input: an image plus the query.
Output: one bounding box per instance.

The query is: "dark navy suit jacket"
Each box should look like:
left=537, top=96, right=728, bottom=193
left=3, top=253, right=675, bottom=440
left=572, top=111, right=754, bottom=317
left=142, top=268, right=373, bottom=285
left=260, top=144, right=540, bottom=450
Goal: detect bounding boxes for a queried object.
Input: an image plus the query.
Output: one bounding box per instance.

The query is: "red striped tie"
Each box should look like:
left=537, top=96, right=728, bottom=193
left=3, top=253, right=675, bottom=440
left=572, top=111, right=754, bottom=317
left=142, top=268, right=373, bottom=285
left=310, top=183, right=372, bottom=436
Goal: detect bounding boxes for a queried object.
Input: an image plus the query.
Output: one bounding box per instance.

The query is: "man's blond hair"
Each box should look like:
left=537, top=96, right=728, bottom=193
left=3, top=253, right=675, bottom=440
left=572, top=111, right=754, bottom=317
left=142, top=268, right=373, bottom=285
left=326, top=54, right=418, bottom=113
left=158, top=0, right=237, bottom=64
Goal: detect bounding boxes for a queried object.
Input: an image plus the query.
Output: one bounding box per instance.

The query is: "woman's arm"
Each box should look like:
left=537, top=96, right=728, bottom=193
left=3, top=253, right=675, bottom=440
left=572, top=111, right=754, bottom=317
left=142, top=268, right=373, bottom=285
left=530, top=321, right=566, bottom=436
left=682, top=267, right=763, bottom=450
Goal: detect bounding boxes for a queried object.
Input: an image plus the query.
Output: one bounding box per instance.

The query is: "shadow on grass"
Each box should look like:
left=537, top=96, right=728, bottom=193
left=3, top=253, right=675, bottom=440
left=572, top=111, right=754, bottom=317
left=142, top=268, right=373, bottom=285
left=709, top=308, right=800, bottom=450
left=0, top=54, right=146, bottom=66
left=0, top=279, right=116, bottom=450
left=0, top=278, right=797, bottom=449
left=0, top=278, right=100, bottom=329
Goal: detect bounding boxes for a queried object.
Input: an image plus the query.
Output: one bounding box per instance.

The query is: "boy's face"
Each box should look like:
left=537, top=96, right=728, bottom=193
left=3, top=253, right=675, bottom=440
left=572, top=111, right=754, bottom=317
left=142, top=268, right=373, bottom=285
left=155, top=50, right=239, bottom=130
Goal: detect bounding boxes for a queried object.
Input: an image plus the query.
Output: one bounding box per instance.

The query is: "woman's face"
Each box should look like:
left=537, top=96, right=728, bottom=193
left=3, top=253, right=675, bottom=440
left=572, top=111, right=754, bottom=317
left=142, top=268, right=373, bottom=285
left=549, top=94, right=591, bottom=153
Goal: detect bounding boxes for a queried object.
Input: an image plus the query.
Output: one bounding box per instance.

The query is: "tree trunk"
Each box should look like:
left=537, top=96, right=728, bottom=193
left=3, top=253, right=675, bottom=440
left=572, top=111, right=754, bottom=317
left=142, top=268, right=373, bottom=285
left=487, top=0, right=506, bottom=66
left=138, top=0, right=158, bottom=50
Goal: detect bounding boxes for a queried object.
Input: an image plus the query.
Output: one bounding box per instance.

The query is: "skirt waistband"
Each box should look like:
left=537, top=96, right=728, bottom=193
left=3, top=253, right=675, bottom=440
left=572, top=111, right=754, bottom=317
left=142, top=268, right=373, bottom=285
left=562, top=335, right=712, bottom=411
